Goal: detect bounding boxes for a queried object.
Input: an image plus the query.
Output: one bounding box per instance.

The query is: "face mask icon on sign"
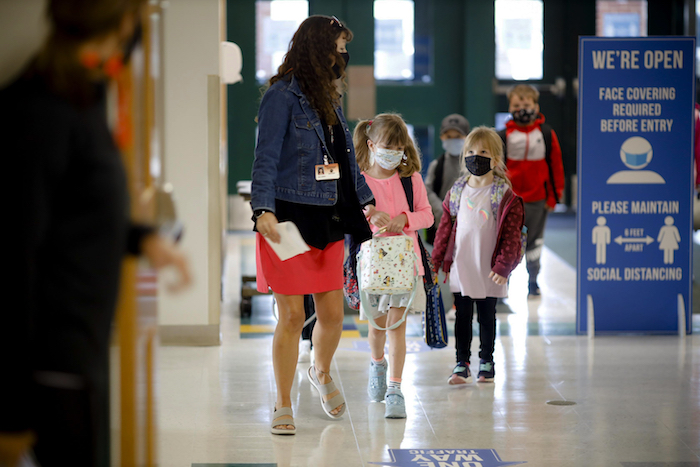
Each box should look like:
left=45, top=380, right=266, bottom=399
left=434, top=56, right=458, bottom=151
left=606, top=136, right=665, bottom=185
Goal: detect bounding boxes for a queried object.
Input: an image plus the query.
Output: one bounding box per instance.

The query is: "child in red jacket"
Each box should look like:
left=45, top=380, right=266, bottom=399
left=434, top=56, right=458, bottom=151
left=499, top=84, right=564, bottom=296
left=432, top=127, right=525, bottom=384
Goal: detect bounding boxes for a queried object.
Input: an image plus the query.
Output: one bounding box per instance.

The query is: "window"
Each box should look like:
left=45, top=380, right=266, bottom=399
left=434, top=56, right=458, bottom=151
left=374, top=0, right=416, bottom=81
left=495, top=112, right=512, bottom=131
left=494, top=0, right=543, bottom=81
left=596, top=0, right=647, bottom=37
left=255, top=0, right=308, bottom=83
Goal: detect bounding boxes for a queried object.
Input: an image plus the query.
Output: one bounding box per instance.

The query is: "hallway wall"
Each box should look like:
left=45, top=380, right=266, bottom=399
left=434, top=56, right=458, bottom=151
left=160, top=0, right=223, bottom=344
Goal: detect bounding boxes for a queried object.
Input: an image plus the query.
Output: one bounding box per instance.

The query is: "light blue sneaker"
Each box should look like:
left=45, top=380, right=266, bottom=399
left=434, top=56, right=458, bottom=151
left=477, top=359, right=495, bottom=382
left=368, top=359, right=388, bottom=401
left=384, top=387, right=406, bottom=419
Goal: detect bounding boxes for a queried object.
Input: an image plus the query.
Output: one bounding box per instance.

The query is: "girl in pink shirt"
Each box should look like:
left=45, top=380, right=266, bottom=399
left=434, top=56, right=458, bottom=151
left=353, top=113, right=433, bottom=419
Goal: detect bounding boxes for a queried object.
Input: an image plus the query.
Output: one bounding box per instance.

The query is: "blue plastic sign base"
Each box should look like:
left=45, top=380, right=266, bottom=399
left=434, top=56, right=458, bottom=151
left=577, top=37, right=695, bottom=334
left=369, top=449, right=526, bottom=467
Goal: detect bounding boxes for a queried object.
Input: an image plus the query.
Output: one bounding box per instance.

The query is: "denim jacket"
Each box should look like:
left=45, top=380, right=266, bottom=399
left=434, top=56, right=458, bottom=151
left=251, top=75, right=374, bottom=213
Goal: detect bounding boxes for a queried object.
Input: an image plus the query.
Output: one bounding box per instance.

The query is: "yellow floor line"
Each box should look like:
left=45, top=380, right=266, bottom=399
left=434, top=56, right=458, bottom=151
left=354, top=316, right=367, bottom=325
left=240, top=324, right=275, bottom=333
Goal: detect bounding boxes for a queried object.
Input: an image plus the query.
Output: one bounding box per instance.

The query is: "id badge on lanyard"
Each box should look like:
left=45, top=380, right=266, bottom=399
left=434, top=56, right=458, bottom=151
left=316, top=125, right=340, bottom=180
left=316, top=161, right=340, bottom=180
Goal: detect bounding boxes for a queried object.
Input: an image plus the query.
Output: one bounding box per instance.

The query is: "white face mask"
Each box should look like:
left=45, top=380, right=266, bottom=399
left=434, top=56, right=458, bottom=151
left=442, top=138, right=465, bottom=156
left=371, top=147, right=404, bottom=170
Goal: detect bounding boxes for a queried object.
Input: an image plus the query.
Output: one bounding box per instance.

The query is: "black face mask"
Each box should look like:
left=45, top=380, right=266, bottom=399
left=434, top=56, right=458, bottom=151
left=464, top=155, right=492, bottom=176
left=332, top=51, right=350, bottom=79
left=511, top=108, right=537, bottom=125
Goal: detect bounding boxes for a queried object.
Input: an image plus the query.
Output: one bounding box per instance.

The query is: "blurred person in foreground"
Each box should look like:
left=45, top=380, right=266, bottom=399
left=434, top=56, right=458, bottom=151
left=0, top=1, right=191, bottom=466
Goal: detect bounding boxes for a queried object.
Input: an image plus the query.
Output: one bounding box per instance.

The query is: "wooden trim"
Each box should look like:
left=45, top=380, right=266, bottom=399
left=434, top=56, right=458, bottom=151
left=346, top=65, right=376, bottom=121
left=208, top=74, right=222, bottom=327
left=159, top=325, right=222, bottom=346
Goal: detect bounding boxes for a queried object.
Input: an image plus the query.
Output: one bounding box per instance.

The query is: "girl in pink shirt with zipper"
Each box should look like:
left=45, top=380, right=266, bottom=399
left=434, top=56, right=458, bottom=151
left=353, top=113, right=433, bottom=419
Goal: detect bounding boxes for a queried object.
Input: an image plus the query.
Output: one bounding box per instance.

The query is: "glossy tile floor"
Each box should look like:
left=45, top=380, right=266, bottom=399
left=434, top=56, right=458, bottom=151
left=157, top=232, right=700, bottom=467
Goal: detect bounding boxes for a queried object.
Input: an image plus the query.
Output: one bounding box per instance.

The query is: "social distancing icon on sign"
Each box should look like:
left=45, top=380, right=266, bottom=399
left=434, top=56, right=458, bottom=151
left=592, top=216, right=611, bottom=264
left=657, top=216, right=681, bottom=264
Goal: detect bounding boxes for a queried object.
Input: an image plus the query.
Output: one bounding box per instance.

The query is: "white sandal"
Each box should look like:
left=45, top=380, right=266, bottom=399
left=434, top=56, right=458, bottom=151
left=271, top=406, right=296, bottom=435
left=307, top=366, right=346, bottom=419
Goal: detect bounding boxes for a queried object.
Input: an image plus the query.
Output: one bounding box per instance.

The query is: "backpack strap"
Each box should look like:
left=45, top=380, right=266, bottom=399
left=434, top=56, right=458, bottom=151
left=400, top=176, right=414, bottom=211
left=497, top=129, right=508, bottom=159
left=490, top=179, right=500, bottom=217
left=448, top=175, right=469, bottom=218
left=489, top=176, right=508, bottom=219
left=400, top=176, right=435, bottom=285
left=432, top=154, right=446, bottom=198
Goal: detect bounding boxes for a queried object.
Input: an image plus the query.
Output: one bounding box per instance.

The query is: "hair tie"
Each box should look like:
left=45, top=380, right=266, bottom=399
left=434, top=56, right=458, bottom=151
left=368, top=120, right=373, bottom=126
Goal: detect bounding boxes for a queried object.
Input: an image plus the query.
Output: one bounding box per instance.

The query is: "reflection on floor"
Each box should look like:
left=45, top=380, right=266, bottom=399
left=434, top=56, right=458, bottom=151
left=157, top=231, right=700, bottom=467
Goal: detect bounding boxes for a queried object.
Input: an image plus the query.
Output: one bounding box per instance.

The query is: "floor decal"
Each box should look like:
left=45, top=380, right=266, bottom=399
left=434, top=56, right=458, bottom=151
left=369, top=449, right=526, bottom=467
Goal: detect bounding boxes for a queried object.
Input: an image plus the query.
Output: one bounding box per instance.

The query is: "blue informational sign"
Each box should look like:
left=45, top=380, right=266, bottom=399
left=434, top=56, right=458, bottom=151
left=369, top=449, right=526, bottom=466
left=577, top=37, right=695, bottom=334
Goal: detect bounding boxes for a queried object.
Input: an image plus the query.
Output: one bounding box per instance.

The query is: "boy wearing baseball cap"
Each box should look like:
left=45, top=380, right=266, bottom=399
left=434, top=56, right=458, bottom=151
left=425, top=114, right=470, bottom=244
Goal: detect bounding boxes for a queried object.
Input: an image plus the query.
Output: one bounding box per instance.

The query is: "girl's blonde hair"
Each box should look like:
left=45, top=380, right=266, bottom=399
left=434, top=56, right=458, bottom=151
left=461, top=126, right=512, bottom=187
left=353, top=113, right=422, bottom=177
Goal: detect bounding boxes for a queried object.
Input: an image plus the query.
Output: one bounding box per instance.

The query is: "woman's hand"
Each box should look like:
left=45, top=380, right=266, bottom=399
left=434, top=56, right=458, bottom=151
left=256, top=212, right=281, bottom=243
left=488, top=271, right=507, bottom=285
left=141, top=235, right=192, bottom=292
left=384, top=214, right=408, bottom=233
left=0, top=431, right=35, bottom=467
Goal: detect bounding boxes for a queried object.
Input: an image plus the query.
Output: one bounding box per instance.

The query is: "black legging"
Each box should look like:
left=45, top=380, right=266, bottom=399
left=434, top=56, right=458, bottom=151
left=301, top=294, right=316, bottom=342
left=453, top=294, right=497, bottom=363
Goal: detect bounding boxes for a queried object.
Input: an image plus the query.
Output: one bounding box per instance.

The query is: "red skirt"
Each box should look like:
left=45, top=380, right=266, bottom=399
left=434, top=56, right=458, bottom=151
left=255, top=234, right=344, bottom=295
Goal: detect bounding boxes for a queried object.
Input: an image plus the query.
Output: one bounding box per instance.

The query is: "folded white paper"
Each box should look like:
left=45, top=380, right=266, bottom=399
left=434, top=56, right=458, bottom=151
left=264, top=221, right=310, bottom=261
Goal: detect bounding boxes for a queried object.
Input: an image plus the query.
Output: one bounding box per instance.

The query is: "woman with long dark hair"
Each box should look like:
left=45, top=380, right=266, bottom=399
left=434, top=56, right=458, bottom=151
left=251, top=15, right=376, bottom=434
left=0, top=1, right=190, bottom=465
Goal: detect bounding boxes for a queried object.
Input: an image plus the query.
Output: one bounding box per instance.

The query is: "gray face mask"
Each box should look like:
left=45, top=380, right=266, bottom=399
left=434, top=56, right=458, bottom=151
left=442, top=138, right=464, bottom=156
